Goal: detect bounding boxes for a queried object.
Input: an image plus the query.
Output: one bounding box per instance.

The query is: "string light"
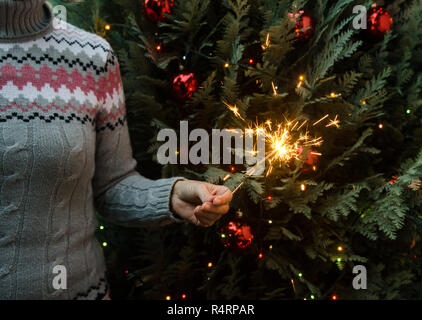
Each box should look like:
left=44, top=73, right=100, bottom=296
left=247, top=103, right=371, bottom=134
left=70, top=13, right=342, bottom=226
left=406, top=109, right=411, bottom=114
left=156, top=45, right=162, bottom=51
left=221, top=233, right=226, bottom=238
left=272, top=82, right=278, bottom=95
left=104, top=24, right=111, bottom=31
left=297, top=75, right=304, bottom=88
left=182, top=294, right=187, bottom=299
left=267, top=195, right=273, bottom=200
left=298, top=273, right=303, bottom=278
left=337, top=258, right=342, bottom=262
left=102, top=242, right=107, bottom=247
left=258, top=253, right=263, bottom=259
left=166, top=296, right=171, bottom=300
left=329, top=92, right=341, bottom=98
left=207, top=262, right=213, bottom=268
left=337, top=246, right=343, bottom=252
left=99, top=225, right=104, bottom=230
left=300, top=184, right=306, bottom=192
left=331, top=295, right=337, bottom=300
left=268, top=220, right=273, bottom=224
left=269, top=245, right=273, bottom=250
left=378, top=124, right=384, bottom=129
left=124, top=270, right=129, bottom=274
left=310, top=295, right=315, bottom=300
left=249, top=58, right=254, bottom=64
left=224, top=62, right=230, bottom=68
left=230, top=166, right=236, bottom=172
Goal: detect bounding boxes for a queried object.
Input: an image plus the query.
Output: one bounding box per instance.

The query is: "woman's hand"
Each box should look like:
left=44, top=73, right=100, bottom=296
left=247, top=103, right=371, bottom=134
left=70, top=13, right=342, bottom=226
left=171, top=180, right=233, bottom=227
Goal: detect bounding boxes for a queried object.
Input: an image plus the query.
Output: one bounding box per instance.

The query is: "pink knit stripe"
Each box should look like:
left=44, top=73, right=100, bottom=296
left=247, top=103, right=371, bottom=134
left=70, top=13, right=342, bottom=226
left=0, top=63, right=122, bottom=99
left=0, top=101, right=97, bottom=116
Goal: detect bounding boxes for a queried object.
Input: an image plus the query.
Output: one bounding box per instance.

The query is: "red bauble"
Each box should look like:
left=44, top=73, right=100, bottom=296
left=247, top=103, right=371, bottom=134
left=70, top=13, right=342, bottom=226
left=172, top=72, right=198, bottom=100
left=288, top=9, right=313, bottom=41
left=298, top=147, right=319, bottom=171
left=220, top=220, right=254, bottom=249
left=143, top=0, right=175, bottom=23
left=367, top=7, right=393, bottom=37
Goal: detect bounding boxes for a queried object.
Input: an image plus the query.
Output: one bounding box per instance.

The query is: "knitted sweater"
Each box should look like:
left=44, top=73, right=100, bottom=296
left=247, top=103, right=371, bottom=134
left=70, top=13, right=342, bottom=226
left=0, top=0, right=184, bottom=300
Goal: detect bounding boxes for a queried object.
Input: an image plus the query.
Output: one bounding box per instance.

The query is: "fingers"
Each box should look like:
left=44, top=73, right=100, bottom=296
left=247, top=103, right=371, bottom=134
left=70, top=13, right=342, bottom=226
left=195, top=212, right=220, bottom=227
left=212, top=186, right=233, bottom=206
left=196, top=183, right=216, bottom=203
left=194, top=202, right=230, bottom=215
left=193, top=201, right=230, bottom=227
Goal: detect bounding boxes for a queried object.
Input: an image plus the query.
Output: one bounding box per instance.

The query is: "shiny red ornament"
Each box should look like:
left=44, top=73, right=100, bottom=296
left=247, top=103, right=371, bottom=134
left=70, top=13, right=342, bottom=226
left=221, top=221, right=254, bottom=249
left=288, top=9, right=313, bottom=41
left=143, top=0, right=175, bottom=23
left=172, top=72, right=198, bottom=100
left=298, top=147, right=319, bottom=171
left=367, top=7, right=393, bottom=38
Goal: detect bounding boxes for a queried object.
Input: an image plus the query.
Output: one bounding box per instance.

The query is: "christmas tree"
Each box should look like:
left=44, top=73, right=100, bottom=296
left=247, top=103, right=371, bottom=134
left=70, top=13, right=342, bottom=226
left=50, top=0, right=422, bottom=300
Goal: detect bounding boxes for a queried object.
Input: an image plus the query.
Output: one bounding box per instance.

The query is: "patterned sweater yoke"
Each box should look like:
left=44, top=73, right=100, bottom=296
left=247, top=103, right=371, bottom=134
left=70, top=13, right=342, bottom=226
left=0, top=0, right=184, bottom=300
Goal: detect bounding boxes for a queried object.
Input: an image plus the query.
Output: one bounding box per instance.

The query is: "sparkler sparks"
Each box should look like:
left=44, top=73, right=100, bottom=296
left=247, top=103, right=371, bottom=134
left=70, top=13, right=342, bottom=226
left=222, top=101, right=340, bottom=194
left=262, top=33, right=270, bottom=50
left=223, top=101, right=245, bottom=122
left=326, top=115, right=340, bottom=128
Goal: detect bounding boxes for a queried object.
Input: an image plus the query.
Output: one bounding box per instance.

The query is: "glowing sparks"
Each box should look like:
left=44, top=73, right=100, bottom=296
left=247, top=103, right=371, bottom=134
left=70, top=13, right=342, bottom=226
left=223, top=101, right=340, bottom=195
left=312, top=114, right=329, bottom=126
left=326, top=115, right=340, bottom=128
left=262, top=33, right=270, bottom=50
left=291, top=279, right=296, bottom=294
left=223, top=101, right=245, bottom=122
left=272, top=82, right=278, bottom=96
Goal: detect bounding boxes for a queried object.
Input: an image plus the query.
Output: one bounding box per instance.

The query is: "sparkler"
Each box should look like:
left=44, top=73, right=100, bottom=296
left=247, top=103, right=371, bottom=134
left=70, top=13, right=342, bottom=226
left=222, top=100, right=340, bottom=194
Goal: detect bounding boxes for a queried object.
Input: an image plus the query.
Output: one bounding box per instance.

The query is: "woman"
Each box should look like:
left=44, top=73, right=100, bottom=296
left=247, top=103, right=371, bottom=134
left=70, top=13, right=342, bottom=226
left=0, top=0, right=232, bottom=300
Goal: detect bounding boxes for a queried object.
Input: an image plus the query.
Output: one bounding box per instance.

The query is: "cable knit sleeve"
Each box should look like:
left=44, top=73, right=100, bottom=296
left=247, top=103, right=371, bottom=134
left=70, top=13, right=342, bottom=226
left=92, top=48, right=185, bottom=227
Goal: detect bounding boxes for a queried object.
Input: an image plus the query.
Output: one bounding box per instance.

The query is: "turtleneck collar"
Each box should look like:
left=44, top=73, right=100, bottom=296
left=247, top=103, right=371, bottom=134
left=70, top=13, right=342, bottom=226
left=0, top=0, right=53, bottom=43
